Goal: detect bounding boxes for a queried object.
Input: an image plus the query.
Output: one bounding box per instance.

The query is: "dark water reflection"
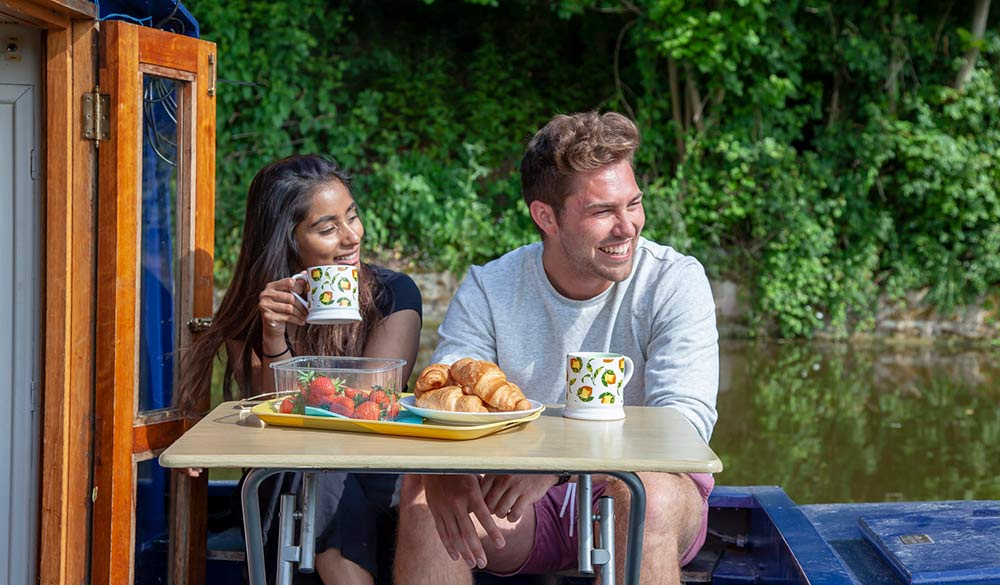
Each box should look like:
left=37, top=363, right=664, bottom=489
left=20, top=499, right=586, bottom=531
left=713, top=340, right=1000, bottom=504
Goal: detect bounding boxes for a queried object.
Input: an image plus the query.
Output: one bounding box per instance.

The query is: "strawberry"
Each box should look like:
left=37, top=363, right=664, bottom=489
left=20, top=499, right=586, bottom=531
left=353, top=401, right=381, bottom=421
left=327, top=395, right=355, bottom=417
left=369, top=389, right=391, bottom=406
left=386, top=402, right=400, bottom=420
left=310, top=376, right=342, bottom=396
left=298, top=371, right=346, bottom=406
left=345, top=387, right=366, bottom=401
left=278, top=397, right=295, bottom=414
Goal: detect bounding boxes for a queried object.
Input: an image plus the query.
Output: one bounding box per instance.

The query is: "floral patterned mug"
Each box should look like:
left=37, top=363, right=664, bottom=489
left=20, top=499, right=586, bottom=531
left=564, top=352, right=634, bottom=420
left=290, top=264, right=362, bottom=324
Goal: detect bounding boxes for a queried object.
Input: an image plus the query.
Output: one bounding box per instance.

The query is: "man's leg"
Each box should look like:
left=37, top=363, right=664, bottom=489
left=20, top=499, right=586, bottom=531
left=601, top=472, right=705, bottom=585
left=315, top=548, right=374, bottom=585
left=394, top=475, right=537, bottom=585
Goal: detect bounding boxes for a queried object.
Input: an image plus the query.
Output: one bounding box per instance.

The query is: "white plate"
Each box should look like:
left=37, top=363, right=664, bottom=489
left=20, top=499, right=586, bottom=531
left=399, top=395, right=544, bottom=425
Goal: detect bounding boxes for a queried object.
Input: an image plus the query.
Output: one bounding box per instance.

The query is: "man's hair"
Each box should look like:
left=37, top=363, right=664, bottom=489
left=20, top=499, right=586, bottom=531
left=520, top=111, right=640, bottom=228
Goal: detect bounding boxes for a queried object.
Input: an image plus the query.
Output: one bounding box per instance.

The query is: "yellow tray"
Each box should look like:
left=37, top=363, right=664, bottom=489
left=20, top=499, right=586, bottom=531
left=251, top=398, right=544, bottom=440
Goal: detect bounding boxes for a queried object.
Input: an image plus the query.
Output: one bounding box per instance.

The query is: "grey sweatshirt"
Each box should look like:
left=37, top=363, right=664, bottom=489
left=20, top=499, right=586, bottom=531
left=431, top=237, right=720, bottom=442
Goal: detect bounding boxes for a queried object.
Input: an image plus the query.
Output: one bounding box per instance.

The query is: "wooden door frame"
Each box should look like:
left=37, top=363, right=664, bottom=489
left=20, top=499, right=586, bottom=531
left=2, top=4, right=215, bottom=585
left=95, top=20, right=215, bottom=585
left=0, top=2, right=98, bottom=585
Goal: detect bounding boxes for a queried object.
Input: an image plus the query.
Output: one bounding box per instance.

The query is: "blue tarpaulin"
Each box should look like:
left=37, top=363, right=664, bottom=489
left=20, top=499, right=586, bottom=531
left=92, top=0, right=200, bottom=37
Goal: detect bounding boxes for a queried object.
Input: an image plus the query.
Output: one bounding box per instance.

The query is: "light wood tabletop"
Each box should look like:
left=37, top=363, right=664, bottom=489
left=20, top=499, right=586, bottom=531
left=159, top=401, right=723, bottom=474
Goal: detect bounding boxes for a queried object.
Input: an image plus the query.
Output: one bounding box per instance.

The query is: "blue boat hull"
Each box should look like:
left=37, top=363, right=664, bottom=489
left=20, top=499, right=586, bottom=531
left=700, top=487, right=1000, bottom=585
left=145, top=483, right=1000, bottom=584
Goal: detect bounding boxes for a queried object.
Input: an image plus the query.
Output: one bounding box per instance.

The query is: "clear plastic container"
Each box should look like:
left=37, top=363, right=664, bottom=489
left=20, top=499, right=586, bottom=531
left=270, top=356, right=406, bottom=421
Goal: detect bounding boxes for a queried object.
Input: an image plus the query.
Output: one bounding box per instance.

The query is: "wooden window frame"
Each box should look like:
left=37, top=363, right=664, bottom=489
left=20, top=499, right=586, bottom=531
left=94, top=20, right=216, bottom=585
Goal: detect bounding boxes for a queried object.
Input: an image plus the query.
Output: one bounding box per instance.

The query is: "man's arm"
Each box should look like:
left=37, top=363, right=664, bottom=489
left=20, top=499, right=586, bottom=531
left=644, top=259, right=719, bottom=442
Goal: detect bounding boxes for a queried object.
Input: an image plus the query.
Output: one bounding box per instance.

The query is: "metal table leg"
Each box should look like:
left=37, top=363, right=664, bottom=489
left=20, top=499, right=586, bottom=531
left=276, top=494, right=298, bottom=585
left=596, top=495, right=615, bottom=585
left=298, top=472, right=319, bottom=572
left=242, top=469, right=321, bottom=585
left=577, top=474, right=620, bottom=585
left=242, top=468, right=284, bottom=585
left=578, top=474, right=595, bottom=574
left=607, top=472, right=646, bottom=585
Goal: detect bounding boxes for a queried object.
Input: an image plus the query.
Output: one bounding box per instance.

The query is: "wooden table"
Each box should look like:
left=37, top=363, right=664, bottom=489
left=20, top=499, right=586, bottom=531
left=160, top=401, right=722, bottom=585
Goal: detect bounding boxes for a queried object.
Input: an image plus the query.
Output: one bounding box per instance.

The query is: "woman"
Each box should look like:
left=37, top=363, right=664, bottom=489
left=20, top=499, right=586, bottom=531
left=180, top=154, right=422, bottom=585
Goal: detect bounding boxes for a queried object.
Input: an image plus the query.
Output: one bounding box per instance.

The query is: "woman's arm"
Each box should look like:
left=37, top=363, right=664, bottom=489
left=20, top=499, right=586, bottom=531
left=362, top=309, right=422, bottom=382
left=254, top=274, right=308, bottom=394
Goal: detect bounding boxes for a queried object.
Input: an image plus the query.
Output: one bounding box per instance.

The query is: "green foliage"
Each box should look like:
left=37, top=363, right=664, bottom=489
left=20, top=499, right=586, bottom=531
left=190, top=0, right=1000, bottom=337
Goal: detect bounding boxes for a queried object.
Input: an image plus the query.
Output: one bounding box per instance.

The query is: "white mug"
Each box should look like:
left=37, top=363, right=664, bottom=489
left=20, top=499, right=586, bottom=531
left=564, top=352, right=634, bottom=421
left=291, top=264, right=362, bottom=325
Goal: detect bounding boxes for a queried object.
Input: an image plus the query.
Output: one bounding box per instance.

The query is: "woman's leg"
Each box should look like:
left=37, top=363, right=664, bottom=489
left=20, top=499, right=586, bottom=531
left=315, top=548, right=375, bottom=585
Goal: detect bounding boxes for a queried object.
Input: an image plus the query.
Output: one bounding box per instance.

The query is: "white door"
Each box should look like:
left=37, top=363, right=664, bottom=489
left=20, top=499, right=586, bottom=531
left=0, top=23, right=42, bottom=585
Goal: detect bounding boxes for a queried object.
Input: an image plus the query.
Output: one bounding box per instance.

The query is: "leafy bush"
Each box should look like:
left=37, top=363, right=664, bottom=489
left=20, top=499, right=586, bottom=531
left=189, top=0, right=1000, bottom=337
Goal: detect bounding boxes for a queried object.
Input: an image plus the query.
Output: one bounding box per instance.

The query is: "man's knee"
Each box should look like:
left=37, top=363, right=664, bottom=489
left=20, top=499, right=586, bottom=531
left=646, top=474, right=703, bottom=532
left=605, top=473, right=701, bottom=530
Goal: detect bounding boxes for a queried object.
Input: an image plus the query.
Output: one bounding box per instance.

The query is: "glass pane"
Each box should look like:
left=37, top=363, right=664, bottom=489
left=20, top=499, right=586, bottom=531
left=133, top=458, right=169, bottom=584
left=138, top=75, right=181, bottom=413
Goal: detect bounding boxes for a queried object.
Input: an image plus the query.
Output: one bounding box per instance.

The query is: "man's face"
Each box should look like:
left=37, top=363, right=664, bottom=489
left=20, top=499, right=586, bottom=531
left=550, top=159, right=645, bottom=291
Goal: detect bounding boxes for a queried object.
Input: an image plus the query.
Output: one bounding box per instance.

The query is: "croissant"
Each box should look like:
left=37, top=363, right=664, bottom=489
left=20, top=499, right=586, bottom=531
left=414, top=363, right=452, bottom=398
left=450, top=358, right=533, bottom=411
left=416, top=386, right=488, bottom=412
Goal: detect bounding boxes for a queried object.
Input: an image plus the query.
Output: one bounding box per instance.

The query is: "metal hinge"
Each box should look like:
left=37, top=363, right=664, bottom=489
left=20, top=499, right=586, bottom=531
left=30, top=380, right=39, bottom=413
left=82, top=87, right=110, bottom=143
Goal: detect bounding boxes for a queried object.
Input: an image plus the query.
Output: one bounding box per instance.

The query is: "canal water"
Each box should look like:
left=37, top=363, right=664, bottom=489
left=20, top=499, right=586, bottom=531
left=712, top=340, right=1000, bottom=504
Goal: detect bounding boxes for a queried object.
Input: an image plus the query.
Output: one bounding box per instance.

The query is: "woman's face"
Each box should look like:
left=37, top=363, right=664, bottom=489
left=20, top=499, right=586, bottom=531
left=293, top=179, right=364, bottom=269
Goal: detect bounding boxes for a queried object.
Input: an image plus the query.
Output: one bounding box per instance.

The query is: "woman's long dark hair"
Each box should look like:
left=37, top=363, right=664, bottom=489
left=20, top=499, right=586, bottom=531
left=178, top=155, right=385, bottom=415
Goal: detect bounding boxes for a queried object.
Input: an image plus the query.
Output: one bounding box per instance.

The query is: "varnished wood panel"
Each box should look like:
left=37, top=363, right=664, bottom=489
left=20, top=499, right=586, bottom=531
left=137, top=25, right=202, bottom=71
left=65, top=20, right=97, bottom=585
left=39, top=17, right=97, bottom=585
left=194, top=42, right=216, bottom=328
left=132, top=419, right=186, bottom=454
left=38, top=0, right=93, bottom=17
left=0, top=0, right=93, bottom=20
left=39, top=24, right=73, bottom=585
left=0, top=0, right=70, bottom=28
left=94, top=19, right=141, bottom=585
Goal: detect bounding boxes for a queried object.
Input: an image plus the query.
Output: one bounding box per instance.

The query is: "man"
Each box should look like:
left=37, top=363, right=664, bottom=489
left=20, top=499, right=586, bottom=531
left=394, top=111, right=718, bottom=585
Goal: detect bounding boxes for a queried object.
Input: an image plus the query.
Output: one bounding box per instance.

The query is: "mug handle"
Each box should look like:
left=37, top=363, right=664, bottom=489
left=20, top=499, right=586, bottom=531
left=289, top=273, right=310, bottom=309
left=620, top=356, right=635, bottom=388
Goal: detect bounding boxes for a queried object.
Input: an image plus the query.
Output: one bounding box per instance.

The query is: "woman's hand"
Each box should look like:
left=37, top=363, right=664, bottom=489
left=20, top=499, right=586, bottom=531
left=258, top=273, right=308, bottom=340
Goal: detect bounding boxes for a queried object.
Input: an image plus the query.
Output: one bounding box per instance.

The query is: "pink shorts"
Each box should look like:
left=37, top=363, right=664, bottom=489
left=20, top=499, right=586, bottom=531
left=500, top=473, right=714, bottom=575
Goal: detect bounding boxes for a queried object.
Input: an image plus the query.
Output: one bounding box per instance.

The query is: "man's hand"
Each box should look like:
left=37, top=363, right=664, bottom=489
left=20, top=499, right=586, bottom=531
left=421, top=474, right=506, bottom=569
left=480, top=474, right=558, bottom=522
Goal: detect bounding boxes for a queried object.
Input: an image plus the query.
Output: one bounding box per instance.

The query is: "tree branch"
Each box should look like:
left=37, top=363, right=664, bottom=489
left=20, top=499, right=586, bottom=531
left=668, top=56, right=685, bottom=160
left=885, top=1, right=903, bottom=116
left=685, top=65, right=705, bottom=132
left=953, top=0, right=992, bottom=90
left=613, top=19, right=638, bottom=121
